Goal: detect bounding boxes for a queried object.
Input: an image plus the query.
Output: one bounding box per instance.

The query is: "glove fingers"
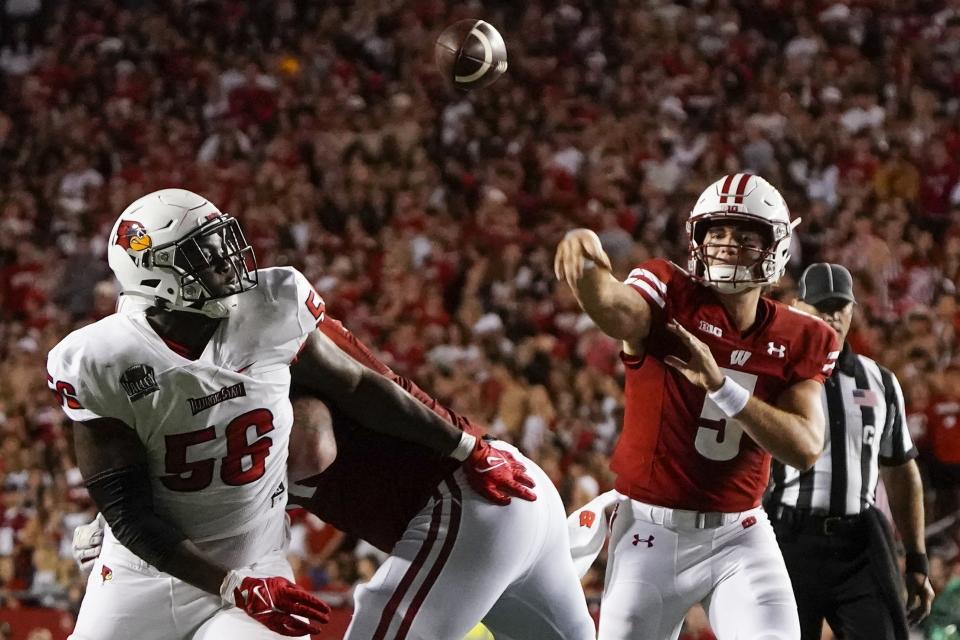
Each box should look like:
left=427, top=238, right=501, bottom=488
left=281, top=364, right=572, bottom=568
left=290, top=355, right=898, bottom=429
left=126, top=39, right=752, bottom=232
left=507, top=480, right=537, bottom=502
left=272, top=614, right=318, bottom=637
left=470, top=479, right=510, bottom=505
left=283, top=616, right=325, bottom=636
left=78, top=548, right=100, bottom=561
left=511, top=467, right=537, bottom=489
left=280, top=585, right=331, bottom=614
left=288, top=600, right=331, bottom=623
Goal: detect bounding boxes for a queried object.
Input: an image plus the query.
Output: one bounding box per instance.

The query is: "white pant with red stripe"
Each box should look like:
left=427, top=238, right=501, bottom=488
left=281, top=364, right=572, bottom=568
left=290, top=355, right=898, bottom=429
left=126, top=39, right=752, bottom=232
left=345, top=442, right=595, bottom=640
left=598, top=493, right=800, bottom=640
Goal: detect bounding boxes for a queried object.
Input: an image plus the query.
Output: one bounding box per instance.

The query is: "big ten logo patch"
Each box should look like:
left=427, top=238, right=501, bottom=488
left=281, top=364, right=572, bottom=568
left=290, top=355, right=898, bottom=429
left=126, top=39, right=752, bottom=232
left=579, top=510, right=596, bottom=528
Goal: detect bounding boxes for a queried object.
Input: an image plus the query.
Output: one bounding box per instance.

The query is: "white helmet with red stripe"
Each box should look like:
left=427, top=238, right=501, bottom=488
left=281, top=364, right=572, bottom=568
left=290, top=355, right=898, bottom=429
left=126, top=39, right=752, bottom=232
left=686, top=173, right=798, bottom=293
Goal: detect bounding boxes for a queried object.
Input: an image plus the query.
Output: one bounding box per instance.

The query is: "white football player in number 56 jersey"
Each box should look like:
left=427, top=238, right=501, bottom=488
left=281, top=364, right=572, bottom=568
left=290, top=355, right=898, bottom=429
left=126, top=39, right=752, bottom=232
left=48, top=189, right=535, bottom=640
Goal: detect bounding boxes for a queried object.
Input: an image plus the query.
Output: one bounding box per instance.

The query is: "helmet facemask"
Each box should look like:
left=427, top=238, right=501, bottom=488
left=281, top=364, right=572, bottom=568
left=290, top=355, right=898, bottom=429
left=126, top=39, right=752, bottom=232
left=687, top=215, right=791, bottom=293
left=148, top=216, right=258, bottom=317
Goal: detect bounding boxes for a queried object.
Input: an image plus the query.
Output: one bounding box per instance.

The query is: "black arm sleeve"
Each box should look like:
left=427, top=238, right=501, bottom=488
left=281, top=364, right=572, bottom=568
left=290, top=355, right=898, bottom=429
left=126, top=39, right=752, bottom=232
left=85, top=464, right=187, bottom=570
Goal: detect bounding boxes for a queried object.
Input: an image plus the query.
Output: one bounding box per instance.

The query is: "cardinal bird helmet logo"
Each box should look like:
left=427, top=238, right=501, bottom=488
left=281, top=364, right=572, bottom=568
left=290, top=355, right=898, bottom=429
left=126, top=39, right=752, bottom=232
left=115, top=220, right=152, bottom=252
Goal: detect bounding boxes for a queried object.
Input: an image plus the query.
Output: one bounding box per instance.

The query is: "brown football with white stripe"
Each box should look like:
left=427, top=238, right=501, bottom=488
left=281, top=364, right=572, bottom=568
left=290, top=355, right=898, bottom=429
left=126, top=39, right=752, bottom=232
left=435, top=20, right=508, bottom=91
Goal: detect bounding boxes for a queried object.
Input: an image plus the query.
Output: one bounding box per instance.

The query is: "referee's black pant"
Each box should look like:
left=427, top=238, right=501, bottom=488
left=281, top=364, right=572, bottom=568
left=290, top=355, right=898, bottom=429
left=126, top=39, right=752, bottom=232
left=768, top=505, right=908, bottom=640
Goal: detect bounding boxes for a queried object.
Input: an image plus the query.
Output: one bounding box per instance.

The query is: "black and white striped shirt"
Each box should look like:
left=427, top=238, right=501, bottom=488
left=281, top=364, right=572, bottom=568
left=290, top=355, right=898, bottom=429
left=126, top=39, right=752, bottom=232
left=767, top=344, right=917, bottom=516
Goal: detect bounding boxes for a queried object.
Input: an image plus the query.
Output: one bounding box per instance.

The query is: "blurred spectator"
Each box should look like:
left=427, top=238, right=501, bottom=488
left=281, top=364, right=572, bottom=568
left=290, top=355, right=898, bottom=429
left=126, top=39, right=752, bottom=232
left=0, top=0, right=958, bottom=634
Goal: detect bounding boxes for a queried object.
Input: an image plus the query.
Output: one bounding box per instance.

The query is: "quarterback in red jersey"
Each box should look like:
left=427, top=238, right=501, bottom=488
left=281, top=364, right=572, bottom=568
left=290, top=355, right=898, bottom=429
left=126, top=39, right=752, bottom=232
left=556, top=173, right=839, bottom=640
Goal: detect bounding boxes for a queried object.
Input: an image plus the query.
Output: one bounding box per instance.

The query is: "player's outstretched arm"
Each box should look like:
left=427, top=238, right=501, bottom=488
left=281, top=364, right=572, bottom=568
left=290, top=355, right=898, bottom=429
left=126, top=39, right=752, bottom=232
left=291, top=329, right=536, bottom=504
left=291, top=329, right=463, bottom=454
left=319, top=315, right=476, bottom=432
left=554, top=229, right=651, bottom=344
left=75, top=418, right=329, bottom=636
left=664, top=320, right=824, bottom=469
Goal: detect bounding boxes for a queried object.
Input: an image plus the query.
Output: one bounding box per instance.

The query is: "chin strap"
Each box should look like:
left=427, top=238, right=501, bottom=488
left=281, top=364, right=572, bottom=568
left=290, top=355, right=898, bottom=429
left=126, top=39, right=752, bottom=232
left=122, top=293, right=235, bottom=318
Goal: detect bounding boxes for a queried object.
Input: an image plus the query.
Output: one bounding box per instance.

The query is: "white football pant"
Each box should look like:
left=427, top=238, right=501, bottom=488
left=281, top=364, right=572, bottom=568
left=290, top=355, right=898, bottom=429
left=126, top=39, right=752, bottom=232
left=69, top=522, right=304, bottom=640
left=598, top=493, right=800, bottom=640
left=345, top=442, right=596, bottom=640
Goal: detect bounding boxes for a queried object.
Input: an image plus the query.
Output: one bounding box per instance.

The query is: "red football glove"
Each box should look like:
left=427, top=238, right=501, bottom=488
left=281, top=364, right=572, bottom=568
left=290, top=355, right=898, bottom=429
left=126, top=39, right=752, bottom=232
left=463, top=439, right=537, bottom=505
left=229, top=574, right=330, bottom=637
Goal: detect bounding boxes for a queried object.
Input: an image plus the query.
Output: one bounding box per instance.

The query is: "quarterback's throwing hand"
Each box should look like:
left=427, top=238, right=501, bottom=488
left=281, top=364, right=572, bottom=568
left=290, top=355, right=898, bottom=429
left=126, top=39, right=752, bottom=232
left=223, top=572, right=330, bottom=637
left=664, top=320, right=725, bottom=391
left=464, top=439, right=537, bottom=506
left=554, top=228, right=613, bottom=290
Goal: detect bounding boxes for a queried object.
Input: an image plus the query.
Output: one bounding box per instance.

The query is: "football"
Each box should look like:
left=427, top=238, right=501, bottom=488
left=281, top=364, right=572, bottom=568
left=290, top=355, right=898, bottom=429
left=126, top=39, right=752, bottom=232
left=434, top=19, right=508, bottom=91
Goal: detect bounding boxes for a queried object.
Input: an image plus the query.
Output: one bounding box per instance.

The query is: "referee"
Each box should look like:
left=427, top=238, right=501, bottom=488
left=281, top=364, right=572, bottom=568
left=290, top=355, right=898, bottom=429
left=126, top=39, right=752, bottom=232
left=765, top=263, right=935, bottom=640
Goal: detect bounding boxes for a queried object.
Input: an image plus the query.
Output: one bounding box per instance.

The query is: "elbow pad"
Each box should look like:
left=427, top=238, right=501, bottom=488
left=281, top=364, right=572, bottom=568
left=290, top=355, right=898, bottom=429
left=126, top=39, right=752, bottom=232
left=84, top=464, right=186, bottom=570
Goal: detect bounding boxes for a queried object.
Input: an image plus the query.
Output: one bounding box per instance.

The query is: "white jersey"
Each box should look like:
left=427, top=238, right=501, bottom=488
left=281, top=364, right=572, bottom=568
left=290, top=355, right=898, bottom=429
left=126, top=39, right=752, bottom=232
left=47, top=267, right=325, bottom=566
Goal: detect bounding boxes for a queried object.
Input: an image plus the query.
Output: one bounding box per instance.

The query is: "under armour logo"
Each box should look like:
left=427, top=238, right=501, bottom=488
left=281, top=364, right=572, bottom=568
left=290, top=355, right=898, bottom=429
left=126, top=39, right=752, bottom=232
left=632, top=534, right=654, bottom=548
left=767, top=342, right=786, bottom=358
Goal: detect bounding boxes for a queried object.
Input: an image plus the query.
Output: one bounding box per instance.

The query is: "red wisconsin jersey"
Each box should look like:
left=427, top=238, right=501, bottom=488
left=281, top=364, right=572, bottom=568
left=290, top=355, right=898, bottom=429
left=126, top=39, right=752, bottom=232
left=291, top=316, right=484, bottom=552
left=612, top=259, right=839, bottom=512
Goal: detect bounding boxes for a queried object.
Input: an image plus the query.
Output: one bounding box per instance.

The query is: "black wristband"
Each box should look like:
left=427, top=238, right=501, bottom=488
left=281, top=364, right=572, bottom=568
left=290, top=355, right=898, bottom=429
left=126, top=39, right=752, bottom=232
left=905, top=552, right=928, bottom=576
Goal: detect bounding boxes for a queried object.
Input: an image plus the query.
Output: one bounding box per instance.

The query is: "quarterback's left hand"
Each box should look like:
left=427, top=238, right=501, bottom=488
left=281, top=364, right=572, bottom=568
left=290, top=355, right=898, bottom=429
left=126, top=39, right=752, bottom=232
left=905, top=571, right=935, bottom=625
left=463, top=439, right=537, bottom=506
left=664, top=320, right=725, bottom=391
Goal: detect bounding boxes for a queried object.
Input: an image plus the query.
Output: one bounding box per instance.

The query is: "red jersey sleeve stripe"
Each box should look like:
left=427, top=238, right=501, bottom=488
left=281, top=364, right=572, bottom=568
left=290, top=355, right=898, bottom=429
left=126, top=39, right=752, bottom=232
left=636, top=269, right=667, bottom=294
left=624, top=269, right=667, bottom=308
left=627, top=279, right=666, bottom=308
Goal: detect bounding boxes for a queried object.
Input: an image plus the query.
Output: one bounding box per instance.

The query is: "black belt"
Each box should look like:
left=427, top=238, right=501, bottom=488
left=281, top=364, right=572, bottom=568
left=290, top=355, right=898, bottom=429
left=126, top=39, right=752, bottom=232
left=769, top=504, right=867, bottom=537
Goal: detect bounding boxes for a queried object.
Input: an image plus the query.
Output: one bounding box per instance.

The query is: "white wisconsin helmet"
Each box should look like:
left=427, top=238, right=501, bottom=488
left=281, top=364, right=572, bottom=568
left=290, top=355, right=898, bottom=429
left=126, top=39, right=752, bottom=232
left=686, top=174, right=799, bottom=293
left=107, top=189, right=257, bottom=317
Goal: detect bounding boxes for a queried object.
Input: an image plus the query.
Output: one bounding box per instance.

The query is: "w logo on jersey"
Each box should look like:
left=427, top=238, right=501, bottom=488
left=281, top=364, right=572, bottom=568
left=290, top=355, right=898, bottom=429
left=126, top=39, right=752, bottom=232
left=730, top=350, right=752, bottom=366
left=579, top=511, right=597, bottom=528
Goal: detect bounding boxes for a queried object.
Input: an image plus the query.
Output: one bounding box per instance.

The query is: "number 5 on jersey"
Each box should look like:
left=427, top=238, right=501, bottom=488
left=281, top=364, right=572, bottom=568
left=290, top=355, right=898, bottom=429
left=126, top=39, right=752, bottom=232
left=695, top=368, right=758, bottom=461
left=162, top=409, right=275, bottom=491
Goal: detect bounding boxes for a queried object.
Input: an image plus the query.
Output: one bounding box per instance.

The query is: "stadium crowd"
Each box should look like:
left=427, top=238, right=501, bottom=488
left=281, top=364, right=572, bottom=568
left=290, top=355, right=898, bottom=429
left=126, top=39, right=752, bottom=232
left=1, top=0, right=960, bottom=638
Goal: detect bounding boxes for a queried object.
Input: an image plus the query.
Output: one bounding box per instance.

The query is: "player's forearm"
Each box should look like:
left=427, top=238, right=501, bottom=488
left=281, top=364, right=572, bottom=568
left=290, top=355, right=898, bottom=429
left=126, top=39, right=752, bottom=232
left=292, top=330, right=461, bottom=455
left=163, top=541, right=231, bottom=595
left=573, top=267, right=645, bottom=341
left=881, top=461, right=926, bottom=554
left=322, top=315, right=474, bottom=433
left=334, top=367, right=462, bottom=456
left=736, top=397, right=823, bottom=469
left=85, top=465, right=229, bottom=595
